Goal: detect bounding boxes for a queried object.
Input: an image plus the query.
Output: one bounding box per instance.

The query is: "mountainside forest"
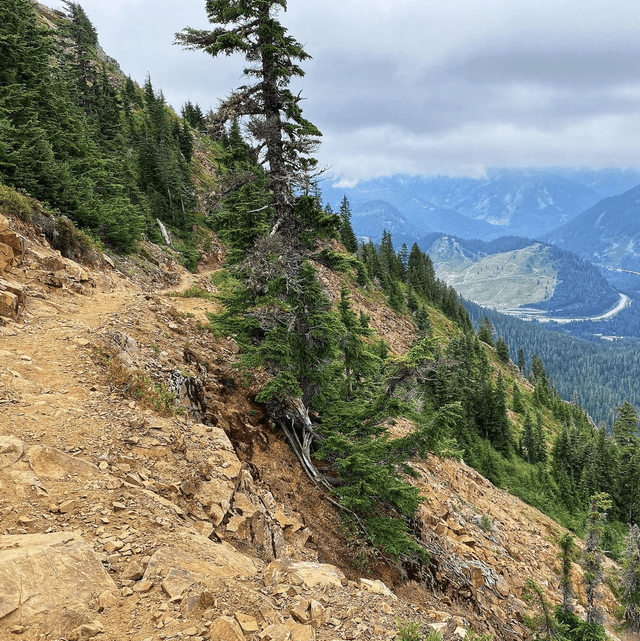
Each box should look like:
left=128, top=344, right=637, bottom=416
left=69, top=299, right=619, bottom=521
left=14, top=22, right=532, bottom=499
left=2, top=1, right=640, bottom=639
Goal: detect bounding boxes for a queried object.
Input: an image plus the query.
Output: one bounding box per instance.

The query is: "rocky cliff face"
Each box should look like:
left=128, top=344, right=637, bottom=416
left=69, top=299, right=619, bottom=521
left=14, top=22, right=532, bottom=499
left=0, top=210, right=620, bottom=641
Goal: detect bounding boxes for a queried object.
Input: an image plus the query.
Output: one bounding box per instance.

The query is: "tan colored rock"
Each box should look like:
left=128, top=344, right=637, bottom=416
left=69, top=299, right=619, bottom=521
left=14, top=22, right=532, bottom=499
left=121, top=561, right=145, bottom=581
left=308, top=600, right=325, bottom=629
left=235, top=612, right=260, bottom=633
left=0, top=532, right=117, bottom=624
left=285, top=618, right=315, bottom=641
left=198, top=477, right=235, bottom=525
left=469, top=567, right=485, bottom=589
left=233, top=492, right=260, bottom=518
left=26, top=444, right=101, bottom=482
left=0, top=435, right=24, bottom=469
left=161, top=567, right=201, bottom=599
left=264, top=559, right=345, bottom=589
left=290, top=600, right=311, bottom=623
left=144, top=534, right=259, bottom=599
left=132, top=580, right=154, bottom=593
left=435, top=520, right=448, bottom=536
left=97, top=590, right=118, bottom=611
left=193, top=520, right=214, bottom=538
left=208, top=616, right=246, bottom=641
left=0, top=280, right=23, bottom=320
left=360, top=578, right=397, bottom=600
left=260, top=624, right=292, bottom=641
left=67, top=621, right=104, bottom=640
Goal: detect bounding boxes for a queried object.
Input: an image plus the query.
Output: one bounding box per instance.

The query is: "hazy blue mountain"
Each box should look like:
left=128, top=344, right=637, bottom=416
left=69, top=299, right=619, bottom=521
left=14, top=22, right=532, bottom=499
left=324, top=168, right=640, bottom=241
left=351, top=200, right=421, bottom=246
left=445, top=171, right=600, bottom=237
left=543, top=184, right=640, bottom=271
left=554, top=167, right=640, bottom=197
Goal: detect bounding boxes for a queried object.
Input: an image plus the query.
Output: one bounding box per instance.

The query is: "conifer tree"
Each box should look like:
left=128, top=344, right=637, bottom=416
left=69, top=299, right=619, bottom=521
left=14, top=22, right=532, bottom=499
left=496, top=336, right=510, bottom=363
left=513, top=381, right=525, bottom=414
left=58, top=2, right=98, bottom=116
left=559, top=532, right=576, bottom=613
left=175, top=0, right=322, bottom=235
left=612, top=401, right=640, bottom=523
left=478, top=317, right=495, bottom=346
left=584, top=493, right=611, bottom=624
left=621, top=523, right=640, bottom=635
left=338, top=196, right=358, bottom=252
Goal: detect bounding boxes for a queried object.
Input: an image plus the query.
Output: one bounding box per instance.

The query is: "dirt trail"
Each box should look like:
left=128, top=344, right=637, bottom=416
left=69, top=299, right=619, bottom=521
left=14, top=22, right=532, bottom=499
left=1, top=278, right=137, bottom=452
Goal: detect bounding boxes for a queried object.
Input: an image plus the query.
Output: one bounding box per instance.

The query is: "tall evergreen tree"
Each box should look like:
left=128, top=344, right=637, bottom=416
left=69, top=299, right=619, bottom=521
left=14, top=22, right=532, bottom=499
left=338, top=195, right=358, bottom=252
left=559, top=532, right=576, bottom=613
left=175, top=0, right=322, bottom=234
left=478, top=317, right=495, bottom=347
left=58, top=2, right=98, bottom=116
left=621, top=524, right=640, bottom=635
left=584, top=493, right=611, bottom=624
left=496, top=336, right=510, bottom=363
left=612, top=401, right=640, bottom=523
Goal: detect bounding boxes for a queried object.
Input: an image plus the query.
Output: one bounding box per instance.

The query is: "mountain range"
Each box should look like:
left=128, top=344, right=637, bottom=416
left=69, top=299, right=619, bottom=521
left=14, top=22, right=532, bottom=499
left=420, top=234, right=619, bottom=318
left=325, top=168, right=640, bottom=244
left=543, top=183, right=640, bottom=272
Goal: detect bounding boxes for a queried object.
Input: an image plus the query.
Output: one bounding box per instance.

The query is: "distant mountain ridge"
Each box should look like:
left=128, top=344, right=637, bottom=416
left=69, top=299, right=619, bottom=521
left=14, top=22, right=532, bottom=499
left=324, top=168, right=640, bottom=242
left=543, top=184, right=640, bottom=271
left=421, top=234, right=619, bottom=317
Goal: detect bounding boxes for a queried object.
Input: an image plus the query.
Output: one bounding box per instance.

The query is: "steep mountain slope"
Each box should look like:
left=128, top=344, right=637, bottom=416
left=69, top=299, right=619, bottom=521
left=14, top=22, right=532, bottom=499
left=0, top=204, right=622, bottom=640
left=544, top=184, right=640, bottom=271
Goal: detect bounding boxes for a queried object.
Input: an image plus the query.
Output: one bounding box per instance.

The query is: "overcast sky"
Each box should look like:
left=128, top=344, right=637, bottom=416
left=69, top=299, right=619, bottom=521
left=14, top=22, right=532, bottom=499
left=41, top=0, right=640, bottom=185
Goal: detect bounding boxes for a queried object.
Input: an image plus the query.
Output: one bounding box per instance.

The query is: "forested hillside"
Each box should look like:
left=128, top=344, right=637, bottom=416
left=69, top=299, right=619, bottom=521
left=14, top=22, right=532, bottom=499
left=0, top=0, right=207, bottom=265
left=467, top=302, right=640, bottom=426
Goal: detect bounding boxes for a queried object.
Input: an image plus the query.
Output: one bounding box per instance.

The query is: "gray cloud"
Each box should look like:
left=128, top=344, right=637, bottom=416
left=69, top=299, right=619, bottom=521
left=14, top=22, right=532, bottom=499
left=40, top=0, right=640, bottom=182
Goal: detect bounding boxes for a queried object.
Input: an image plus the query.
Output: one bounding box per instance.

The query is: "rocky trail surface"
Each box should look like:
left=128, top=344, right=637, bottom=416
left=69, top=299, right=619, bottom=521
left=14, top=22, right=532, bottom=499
left=0, top=212, right=620, bottom=641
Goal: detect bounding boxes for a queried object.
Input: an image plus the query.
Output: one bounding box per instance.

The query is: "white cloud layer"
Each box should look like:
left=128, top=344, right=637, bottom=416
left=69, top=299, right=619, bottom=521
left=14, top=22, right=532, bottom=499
left=40, top=0, right=640, bottom=183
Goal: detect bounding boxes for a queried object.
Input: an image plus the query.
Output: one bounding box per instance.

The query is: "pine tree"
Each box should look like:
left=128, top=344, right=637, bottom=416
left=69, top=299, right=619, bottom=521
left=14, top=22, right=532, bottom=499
left=522, top=411, right=536, bottom=464
left=175, top=0, right=322, bottom=235
left=338, top=196, right=358, bottom=252
left=621, top=523, right=640, bottom=635
left=584, top=493, right=612, bottom=624
left=513, top=381, right=525, bottom=414
left=478, top=317, right=495, bottom=347
left=496, top=336, right=510, bottom=363
left=559, top=532, right=576, bottom=613
left=612, top=401, right=640, bottom=523
left=58, top=2, right=99, bottom=116
left=337, top=287, right=378, bottom=399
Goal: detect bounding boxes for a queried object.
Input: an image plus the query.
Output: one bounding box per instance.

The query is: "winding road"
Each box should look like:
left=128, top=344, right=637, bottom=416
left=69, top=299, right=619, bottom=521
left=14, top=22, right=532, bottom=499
left=501, top=292, right=631, bottom=324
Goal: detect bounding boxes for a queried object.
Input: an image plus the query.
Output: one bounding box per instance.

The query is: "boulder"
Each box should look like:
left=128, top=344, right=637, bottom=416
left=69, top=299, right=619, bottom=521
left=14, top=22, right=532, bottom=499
left=0, top=532, right=118, bottom=624
left=0, top=278, right=24, bottom=320
left=359, top=578, right=397, bottom=600
left=208, top=616, right=246, bottom=641
left=264, top=559, right=345, bottom=589
left=143, top=534, right=260, bottom=599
